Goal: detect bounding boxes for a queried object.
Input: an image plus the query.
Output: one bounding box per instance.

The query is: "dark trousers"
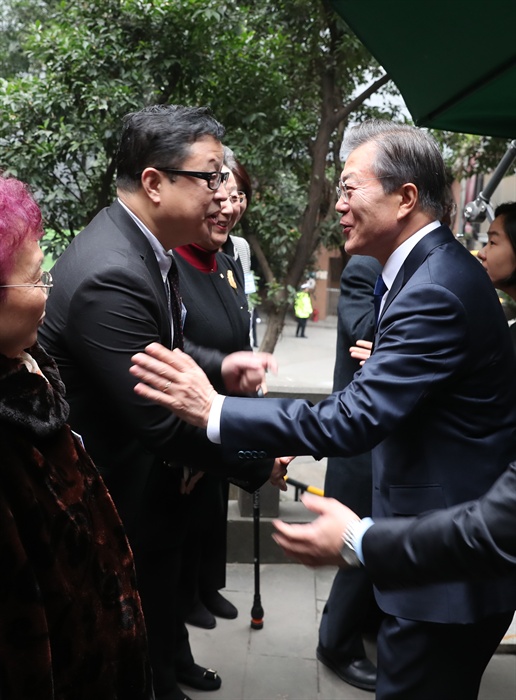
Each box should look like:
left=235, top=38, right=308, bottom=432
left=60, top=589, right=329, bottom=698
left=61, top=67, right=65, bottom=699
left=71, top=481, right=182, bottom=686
left=320, top=453, right=381, bottom=661
left=319, top=567, right=380, bottom=660
left=376, top=611, right=513, bottom=700
left=295, top=317, right=308, bottom=336
left=134, top=545, right=194, bottom=696
left=180, top=475, right=229, bottom=611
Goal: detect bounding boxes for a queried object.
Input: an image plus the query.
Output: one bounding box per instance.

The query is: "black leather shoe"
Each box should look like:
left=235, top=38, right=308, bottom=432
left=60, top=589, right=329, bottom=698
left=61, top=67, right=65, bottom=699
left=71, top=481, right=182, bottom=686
left=176, top=664, right=222, bottom=691
left=202, top=591, right=238, bottom=619
left=186, top=600, right=216, bottom=629
left=316, top=645, right=376, bottom=692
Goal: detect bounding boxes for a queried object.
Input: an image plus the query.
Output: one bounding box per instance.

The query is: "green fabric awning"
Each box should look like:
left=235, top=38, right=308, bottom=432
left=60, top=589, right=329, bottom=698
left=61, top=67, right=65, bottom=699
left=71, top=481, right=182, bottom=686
left=331, top=0, right=516, bottom=138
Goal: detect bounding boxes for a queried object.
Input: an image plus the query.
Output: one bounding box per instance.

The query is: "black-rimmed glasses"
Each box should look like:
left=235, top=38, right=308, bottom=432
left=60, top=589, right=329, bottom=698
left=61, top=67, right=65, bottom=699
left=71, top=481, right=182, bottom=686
left=147, top=168, right=230, bottom=191
left=0, top=270, right=53, bottom=297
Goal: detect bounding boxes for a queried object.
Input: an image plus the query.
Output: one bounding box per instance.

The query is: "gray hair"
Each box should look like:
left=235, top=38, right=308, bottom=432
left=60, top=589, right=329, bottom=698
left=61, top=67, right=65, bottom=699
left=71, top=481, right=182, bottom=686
left=341, top=120, right=447, bottom=220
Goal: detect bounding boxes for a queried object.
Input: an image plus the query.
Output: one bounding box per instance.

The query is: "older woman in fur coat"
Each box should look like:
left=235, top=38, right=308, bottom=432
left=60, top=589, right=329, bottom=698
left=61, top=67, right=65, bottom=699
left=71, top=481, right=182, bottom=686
left=0, top=174, right=153, bottom=699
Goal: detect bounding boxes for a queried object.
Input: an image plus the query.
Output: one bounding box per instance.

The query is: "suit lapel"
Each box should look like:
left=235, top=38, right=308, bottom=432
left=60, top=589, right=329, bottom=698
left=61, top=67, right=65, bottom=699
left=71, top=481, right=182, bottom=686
left=107, top=201, right=172, bottom=347
left=373, top=226, right=454, bottom=348
left=382, top=226, right=453, bottom=318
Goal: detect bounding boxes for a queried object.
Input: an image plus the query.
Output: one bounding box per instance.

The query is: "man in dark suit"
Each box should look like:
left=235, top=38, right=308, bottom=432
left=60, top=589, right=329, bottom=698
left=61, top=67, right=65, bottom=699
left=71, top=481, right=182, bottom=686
left=130, top=119, right=516, bottom=700
left=317, top=255, right=382, bottom=692
left=39, top=105, right=278, bottom=700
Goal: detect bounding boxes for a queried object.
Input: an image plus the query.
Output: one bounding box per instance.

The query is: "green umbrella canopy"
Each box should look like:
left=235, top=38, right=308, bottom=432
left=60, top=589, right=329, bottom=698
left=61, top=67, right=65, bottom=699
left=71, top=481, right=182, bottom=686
left=331, top=0, right=516, bottom=138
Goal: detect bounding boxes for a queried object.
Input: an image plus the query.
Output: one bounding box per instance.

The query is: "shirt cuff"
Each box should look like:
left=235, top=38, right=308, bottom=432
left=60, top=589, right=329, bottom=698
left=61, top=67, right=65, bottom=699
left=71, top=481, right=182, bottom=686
left=352, top=517, right=375, bottom=565
left=206, top=393, right=226, bottom=444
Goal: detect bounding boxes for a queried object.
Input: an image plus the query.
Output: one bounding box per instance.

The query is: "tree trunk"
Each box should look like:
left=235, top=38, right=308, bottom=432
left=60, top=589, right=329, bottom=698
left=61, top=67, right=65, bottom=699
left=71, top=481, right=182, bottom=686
left=258, top=70, right=390, bottom=356
left=259, top=303, right=290, bottom=353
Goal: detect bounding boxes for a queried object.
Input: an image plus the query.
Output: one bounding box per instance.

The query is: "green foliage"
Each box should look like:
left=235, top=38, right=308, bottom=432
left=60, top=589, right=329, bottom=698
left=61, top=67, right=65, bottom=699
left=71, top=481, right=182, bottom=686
left=4, top=0, right=506, bottom=321
left=431, top=130, right=514, bottom=180
left=0, top=0, right=390, bottom=269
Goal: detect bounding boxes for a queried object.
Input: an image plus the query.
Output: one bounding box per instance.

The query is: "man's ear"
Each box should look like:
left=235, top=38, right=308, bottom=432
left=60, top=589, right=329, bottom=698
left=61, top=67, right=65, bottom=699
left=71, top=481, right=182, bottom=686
left=141, top=168, right=164, bottom=203
left=397, top=182, right=419, bottom=220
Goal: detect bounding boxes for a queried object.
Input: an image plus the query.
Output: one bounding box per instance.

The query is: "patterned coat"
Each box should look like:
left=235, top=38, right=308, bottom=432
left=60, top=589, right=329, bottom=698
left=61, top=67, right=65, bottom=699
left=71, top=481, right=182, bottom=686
left=0, top=343, right=152, bottom=699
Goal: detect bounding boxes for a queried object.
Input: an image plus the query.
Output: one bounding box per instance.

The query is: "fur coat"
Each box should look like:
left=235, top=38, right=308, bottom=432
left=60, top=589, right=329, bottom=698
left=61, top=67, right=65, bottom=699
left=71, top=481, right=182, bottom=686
left=0, top=343, right=153, bottom=699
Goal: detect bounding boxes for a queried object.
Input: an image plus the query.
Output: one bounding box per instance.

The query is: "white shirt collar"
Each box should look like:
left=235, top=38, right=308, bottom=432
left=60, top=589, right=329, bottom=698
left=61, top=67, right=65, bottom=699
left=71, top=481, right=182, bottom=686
left=381, top=220, right=441, bottom=290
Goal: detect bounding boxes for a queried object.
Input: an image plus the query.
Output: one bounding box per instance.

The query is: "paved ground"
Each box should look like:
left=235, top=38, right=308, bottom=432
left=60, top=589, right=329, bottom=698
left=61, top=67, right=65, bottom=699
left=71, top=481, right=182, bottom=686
left=192, top=314, right=516, bottom=700
left=185, top=564, right=515, bottom=700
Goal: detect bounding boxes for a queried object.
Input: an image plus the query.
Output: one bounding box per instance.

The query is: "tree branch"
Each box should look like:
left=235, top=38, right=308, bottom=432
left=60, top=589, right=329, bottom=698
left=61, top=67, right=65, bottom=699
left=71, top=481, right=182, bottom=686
left=331, top=73, right=391, bottom=130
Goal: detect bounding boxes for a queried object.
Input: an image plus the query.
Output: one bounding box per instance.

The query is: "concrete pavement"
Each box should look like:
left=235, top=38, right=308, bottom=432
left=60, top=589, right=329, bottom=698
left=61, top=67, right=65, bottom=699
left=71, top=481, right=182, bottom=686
left=185, top=563, right=515, bottom=700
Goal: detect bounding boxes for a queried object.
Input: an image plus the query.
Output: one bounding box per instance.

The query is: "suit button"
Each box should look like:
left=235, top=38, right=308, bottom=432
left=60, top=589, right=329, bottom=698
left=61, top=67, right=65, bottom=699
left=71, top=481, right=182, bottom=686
left=258, top=451, right=267, bottom=459
left=238, top=451, right=246, bottom=460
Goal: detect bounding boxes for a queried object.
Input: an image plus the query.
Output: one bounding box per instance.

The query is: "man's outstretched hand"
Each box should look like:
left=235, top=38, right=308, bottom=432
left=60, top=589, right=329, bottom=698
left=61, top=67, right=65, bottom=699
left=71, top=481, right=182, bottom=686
left=131, top=343, right=217, bottom=428
left=272, top=493, right=360, bottom=567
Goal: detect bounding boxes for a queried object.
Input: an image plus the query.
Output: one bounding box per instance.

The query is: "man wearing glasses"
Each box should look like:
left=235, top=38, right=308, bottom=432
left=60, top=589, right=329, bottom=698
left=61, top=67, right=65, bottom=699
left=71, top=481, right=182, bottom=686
left=131, top=120, right=516, bottom=700
left=39, top=104, right=277, bottom=700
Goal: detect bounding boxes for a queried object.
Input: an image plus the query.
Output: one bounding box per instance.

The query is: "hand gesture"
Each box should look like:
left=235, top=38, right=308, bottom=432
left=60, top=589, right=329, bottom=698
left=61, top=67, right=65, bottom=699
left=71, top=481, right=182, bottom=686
left=272, top=493, right=360, bottom=567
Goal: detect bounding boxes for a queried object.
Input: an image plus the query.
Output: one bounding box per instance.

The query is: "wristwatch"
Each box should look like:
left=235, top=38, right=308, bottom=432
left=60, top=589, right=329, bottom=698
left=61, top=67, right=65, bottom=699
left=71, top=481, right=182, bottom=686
left=340, top=519, right=362, bottom=567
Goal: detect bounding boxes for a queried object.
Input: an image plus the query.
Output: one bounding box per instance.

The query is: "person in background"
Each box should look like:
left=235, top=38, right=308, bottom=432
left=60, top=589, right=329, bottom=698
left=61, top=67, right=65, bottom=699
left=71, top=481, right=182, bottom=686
left=222, top=147, right=260, bottom=347
left=294, top=285, right=313, bottom=338
left=477, top=202, right=516, bottom=349
left=0, top=173, right=152, bottom=698
left=317, top=255, right=382, bottom=693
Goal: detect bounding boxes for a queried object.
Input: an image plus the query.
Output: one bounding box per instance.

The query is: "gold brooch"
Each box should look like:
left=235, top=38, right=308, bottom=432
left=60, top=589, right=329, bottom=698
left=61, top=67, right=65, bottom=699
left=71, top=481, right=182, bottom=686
left=227, top=270, right=237, bottom=289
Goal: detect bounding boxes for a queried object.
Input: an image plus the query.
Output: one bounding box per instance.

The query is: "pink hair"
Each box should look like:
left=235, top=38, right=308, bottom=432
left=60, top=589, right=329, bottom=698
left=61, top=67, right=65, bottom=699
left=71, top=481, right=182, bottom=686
left=0, top=175, right=44, bottom=286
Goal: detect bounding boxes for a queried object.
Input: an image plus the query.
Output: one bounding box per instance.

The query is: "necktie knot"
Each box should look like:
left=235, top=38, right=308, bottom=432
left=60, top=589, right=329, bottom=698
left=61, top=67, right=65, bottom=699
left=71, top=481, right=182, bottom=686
left=373, top=274, right=388, bottom=325
left=374, top=274, right=388, bottom=297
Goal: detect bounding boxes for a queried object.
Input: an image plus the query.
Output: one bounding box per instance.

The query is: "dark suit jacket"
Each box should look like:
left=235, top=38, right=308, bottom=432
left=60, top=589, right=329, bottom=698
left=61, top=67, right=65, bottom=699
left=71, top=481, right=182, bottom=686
left=219, top=226, right=516, bottom=623
left=363, top=460, right=516, bottom=587
left=175, top=251, right=252, bottom=388
left=324, top=255, right=381, bottom=514
left=39, top=201, right=270, bottom=547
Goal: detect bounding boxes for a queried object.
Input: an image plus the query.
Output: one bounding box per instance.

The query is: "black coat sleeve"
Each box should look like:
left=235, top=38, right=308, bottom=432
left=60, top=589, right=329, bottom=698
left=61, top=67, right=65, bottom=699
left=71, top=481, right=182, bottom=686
left=41, top=260, right=270, bottom=489
left=362, top=461, right=516, bottom=587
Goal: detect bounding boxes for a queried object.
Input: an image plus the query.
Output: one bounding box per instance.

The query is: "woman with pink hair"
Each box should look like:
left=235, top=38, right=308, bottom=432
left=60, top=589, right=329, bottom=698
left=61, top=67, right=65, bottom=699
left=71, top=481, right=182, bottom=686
left=0, top=174, right=152, bottom=698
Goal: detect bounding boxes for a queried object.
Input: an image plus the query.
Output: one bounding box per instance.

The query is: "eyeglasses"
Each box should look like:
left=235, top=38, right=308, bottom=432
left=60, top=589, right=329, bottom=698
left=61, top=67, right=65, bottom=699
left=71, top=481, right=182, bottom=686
left=151, top=168, right=230, bottom=191
left=228, top=191, right=246, bottom=205
left=0, top=270, right=53, bottom=297
left=336, top=176, right=391, bottom=203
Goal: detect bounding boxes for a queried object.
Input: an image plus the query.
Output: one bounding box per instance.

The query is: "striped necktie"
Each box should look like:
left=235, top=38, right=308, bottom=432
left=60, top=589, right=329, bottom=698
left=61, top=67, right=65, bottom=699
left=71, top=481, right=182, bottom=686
left=166, top=256, right=184, bottom=350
